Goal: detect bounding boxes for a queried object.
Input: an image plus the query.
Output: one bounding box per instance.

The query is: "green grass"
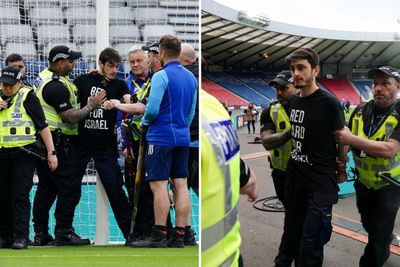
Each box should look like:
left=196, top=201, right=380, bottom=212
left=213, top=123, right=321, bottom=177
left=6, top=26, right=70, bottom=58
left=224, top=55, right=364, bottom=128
left=0, top=245, right=198, bottom=267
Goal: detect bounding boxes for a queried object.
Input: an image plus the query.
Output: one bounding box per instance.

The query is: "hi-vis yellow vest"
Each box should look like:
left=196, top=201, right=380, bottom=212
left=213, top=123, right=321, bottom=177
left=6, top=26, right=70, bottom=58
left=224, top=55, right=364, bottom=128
left=269, top=103, right=292, bottom=171
left=35, top=68, right=78, bottom=135
left=201, top=90, right=241, bottom=267
left=130, top=79, right=151, bottom=140
left=0, top=86, right=36, bottom=148
left=351, top=101, right=400, bottom=189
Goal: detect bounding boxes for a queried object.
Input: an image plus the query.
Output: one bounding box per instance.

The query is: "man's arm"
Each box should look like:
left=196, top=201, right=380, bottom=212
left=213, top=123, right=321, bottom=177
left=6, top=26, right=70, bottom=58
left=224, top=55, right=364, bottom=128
left=103, top=99, right=146, bottom=115
left=239, top=159, right=259, bottom=202
left=61, top=90, right=106, bottom=124
left=335, top=126, right=400, bottom=158
left=261, top=129, right=292, bottom=151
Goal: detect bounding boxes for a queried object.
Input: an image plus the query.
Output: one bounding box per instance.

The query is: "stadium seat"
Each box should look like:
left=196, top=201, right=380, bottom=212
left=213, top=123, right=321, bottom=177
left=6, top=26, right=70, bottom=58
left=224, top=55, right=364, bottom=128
left=78, top=42, right=96, bottom=59
left=110, top=25, right=141, bottom=43
left=202, top=77, right=248, bottom=107
left=0, top=6, right=21, bottom=24
left=113, top=42, right=144, bottom=60
left=73, top=25, right=96, bottom=44
left=24, top=0, right=60, bottom=8
left=29, top=7, right=64, bottom=26
left=1, top=24, right=34, bottom=45
left=109, top=0, right=128, bottom=7
left=127, top=0, right=158, bottom=8
left=109, top=7, right=135, bottom=25
left=133, top=8, right=169, bottom=27
left=59, top=0, right=95, bottom=8
left=142, top=24, right=175, bottom=43
left=37, top=25, right=69, bottom=44
left=5, top=42, right=37, bottom=59
left=65, top=7, right=96, bottom=25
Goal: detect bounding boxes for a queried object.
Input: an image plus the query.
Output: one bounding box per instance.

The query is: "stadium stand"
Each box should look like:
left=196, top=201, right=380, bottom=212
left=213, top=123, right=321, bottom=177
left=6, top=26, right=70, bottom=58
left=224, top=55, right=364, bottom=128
left=319, top=78, right=361, bottom=105
left=202, top=76, right=248, bottom=107
left=204, top=71, right=270, bottom=107
left=352, top=80, right=372, bottom=101
left=234, top=72, right=277, bottom=101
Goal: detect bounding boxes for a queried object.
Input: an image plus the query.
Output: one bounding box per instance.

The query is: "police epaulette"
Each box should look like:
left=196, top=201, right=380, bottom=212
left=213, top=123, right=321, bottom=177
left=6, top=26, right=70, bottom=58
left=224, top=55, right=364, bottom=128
left=52, top=73, right=60, bottom=80
left=269, top=100, right=279, bottom=107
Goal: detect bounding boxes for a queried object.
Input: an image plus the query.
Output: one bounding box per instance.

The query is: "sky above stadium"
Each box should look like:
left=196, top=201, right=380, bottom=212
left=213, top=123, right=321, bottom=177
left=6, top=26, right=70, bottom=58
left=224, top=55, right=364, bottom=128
left=215, top=0, right=400, bottom=32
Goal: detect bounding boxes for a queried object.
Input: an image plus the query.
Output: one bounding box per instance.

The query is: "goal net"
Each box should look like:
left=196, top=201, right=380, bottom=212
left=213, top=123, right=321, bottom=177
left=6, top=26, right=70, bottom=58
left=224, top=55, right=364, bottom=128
left=0, top=0, right=199, bottom=243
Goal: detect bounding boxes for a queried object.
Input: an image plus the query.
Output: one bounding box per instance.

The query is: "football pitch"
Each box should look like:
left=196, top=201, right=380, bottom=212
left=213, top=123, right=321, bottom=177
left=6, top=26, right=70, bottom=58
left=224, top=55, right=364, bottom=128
left=0, top=246, right=198, bottom=267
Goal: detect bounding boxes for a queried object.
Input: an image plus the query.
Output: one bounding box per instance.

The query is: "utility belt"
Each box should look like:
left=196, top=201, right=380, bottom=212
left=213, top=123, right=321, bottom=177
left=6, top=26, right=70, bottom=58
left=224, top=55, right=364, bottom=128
left=51, top=129, right=77, bottom=154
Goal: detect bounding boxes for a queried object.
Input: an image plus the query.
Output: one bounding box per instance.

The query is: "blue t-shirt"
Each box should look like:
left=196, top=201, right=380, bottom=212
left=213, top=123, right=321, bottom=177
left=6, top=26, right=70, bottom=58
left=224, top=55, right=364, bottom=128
left=141, top=61, right=197, bottom=146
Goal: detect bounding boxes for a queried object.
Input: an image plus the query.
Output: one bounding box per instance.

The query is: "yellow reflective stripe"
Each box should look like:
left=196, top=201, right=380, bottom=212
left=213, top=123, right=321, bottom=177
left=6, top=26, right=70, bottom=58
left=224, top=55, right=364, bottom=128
left=13, top=89, right=24, bottom=113
left=201, top=205, right=238, bottom=252
left=220, top=249, right=239, bottom=267
left=3, top=135, right=35, bottom=142
left=2, top=121, right=34, bottom=127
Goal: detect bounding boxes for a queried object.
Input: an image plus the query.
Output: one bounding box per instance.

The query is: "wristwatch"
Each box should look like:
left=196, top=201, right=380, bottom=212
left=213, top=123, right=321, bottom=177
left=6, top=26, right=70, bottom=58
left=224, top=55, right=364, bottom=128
left=48, top=150, right=57, bottom=155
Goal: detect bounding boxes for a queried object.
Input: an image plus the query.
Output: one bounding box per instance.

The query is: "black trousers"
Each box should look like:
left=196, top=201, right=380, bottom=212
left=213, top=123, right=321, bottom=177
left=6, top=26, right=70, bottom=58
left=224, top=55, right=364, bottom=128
left=33, top=142, right=81, bottom=233
left=0, top=151, right=36, bottom=240
left=247, top=120, right=255, bottom=134
left=271, top=169, right=287, bottom=207
left=355, top=180, right=400, bottom=267
left=275, top=180, right=333, bottom=267
left=77, top=146, right=131, bottom=239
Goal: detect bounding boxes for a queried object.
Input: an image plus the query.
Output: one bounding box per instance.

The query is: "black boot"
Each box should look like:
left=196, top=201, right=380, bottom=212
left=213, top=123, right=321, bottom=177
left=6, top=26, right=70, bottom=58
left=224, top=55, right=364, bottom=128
left=129, top=227, right=167, bottom=248
left=11, top=238, right=28, bottom=249
left=33, top=232, right=54, bottom=246
left=183, top=227, right=197, bottom=246
left=167, top=228, right=185, bottom=248
left=54, top=229, right=90, bottom=246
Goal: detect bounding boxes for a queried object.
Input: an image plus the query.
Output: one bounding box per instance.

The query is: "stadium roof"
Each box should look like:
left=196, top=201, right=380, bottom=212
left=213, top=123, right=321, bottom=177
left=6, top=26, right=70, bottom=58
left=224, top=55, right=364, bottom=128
left=202, top=0, right=400, bottom=72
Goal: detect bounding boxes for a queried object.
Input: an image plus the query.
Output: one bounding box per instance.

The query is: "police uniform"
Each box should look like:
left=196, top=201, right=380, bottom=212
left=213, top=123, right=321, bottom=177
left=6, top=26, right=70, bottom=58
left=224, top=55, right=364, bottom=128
left=349, top=99, right=400, bottom=266
left=0, top=68, right=48, bottom=248
left=260, top=100, right=291, bottom=206
left=201, top=90, right=241, bottom=267
left=32, top=66, right=87, bottom=244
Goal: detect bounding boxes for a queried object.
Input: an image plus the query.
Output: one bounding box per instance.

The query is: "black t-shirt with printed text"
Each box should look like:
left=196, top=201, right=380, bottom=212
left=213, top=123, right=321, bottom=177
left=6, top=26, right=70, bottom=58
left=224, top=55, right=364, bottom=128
left=286, top=89, right=345, bottom=202
left=75, top=73, right=130, bottom=151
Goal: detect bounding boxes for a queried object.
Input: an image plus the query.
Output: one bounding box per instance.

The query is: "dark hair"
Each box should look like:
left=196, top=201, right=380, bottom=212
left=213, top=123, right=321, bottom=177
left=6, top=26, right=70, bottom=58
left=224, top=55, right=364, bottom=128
left=99, top=47, right=121, bottom=65
left=5, top=53, right=24, bottom=65
left=285, top=48, right=319, bottom=68
left=159, top=34, right=181, bottom=58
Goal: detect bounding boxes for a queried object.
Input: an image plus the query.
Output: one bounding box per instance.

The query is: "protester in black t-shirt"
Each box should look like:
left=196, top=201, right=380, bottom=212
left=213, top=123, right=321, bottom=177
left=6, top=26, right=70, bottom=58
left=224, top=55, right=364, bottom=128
left=274, top=48, right=347, bottom=267
left=75, top=48, right=145, bottom=242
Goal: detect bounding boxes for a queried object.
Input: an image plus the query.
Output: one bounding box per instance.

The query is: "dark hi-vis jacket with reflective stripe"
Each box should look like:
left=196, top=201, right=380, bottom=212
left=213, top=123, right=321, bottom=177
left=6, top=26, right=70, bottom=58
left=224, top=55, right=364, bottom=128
left=269, top=102, right=292, bottom=171
left=35, top=68, right=78, bottom=135
left=351, top=100, right=400, bottom=190
left=201, top=90, right=241, bottom=267
left=0, top=86, right=36, bottom=148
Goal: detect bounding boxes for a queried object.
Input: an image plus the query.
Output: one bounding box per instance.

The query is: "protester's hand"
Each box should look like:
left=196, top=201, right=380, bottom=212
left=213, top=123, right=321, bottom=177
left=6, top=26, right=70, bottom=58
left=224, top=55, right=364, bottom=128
left=47, top=154, right=58, bottom=172
left=336, top=159, right=347, bottom=183
left=88, top=89, right=107, bottom=110
left=103, top=99, right=121, bottom=110
left=334, top=126, right=353, bottom=145
left=240, top=168, right=259, bottom=202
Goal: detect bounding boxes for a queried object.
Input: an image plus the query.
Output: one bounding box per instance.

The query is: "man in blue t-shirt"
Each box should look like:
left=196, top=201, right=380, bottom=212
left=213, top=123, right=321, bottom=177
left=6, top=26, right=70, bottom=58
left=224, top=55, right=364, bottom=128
left=135, top=35, right=197, bottom=248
